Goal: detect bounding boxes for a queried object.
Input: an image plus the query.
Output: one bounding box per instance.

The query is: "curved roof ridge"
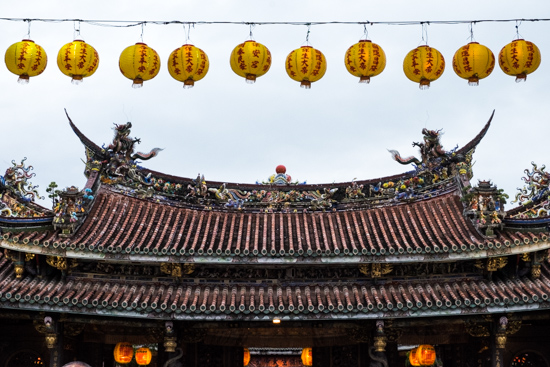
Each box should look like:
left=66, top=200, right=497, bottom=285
left=67, top=110, right=494, bottom=188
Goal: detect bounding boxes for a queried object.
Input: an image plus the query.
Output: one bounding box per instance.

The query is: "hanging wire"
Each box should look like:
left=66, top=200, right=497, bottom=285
left=0, top=17, right=549, bottom=27
left=515, top=20, right=523, bottom=39
left=419, top=22, right=429, bottom=45
left=248, top=23, right=256, bottom=40
left=140, top=22, right=145, bottom=42
left=304, top=23, right=311, bottom=45
left=25, top=19, right=31, bottom=39
left=184, top=23, right=194, bottom=44
left=74, top=20, right=81, bottom=39
left=469, top=22, right=475, bottom=43
left=361, top=23, right=369, bottom=40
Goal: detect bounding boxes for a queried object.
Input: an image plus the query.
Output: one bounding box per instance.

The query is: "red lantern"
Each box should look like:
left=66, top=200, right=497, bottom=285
left=301, top=348, right=313, bottom=366
left=113, top=342, right=134, bottom=364
left=244, top=348, right=251, bottom=366
left=409, top=348, right=420, bottom=366
left=135, top=347, right=152, bottom=366
left=416, top=345, right=436, bottom=366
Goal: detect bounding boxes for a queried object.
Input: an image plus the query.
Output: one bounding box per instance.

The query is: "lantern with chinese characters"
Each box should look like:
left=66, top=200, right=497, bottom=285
left=409, top=348, right=420, bottom=366
left=168, top=44, right=209, bottom=88
left=416, top=345, right=436, bottom=366
left=119, top=43, right=160, bottom=88
left=135, top=347, right=152, bottom=366
left=230, top=40, right=271, bottom=83
left=4, top=39, right=47, bottom=84
left=243, top=348, right=251, bottom=366
left=344, top=40, right=386, bottom=83
left=57, top=40, right=99, bottom=84
left=452, top=42, right=495, bottom=86
left=498, top=39, right=541, bottom=82
left=113, top=342, right=134, bottom=364
left=403, top=45, right=445, bottom=89
left=286, top=46, right=327, bottom=89
left=301, top=348, right=313, bottom=366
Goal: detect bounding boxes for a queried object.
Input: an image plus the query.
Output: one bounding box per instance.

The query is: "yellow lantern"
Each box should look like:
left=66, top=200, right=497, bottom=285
left=135, top=347, right=152, bottom=366
left=113, top=342, right=134, bottom=364
left=286, top=46, right=327, bottom=89
left=168, top=44, right=209, bottom=88
left=344, top=40, right=386, bottom=83
left=416, top=345, right=436, bottom=366
left=409, top=348, right=420, bottom=367
left=403, top=45, right=445, bottom=89
left=57, top=40, right=99, bottom=84
left=243, top=348, right=250, bottom=366
left=498, top=39, right=541, bottom=82
left=230, top=40, right=271, bottom=83
left=301, top=348, right=313, bottom=366
left=4, top=39, right=47, bottom=84
left=452, top=42, right=495, bottom=86
left=119, top=43, right=160, bottom=88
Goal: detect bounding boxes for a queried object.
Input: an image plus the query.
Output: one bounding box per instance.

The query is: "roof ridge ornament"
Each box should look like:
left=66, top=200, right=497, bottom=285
left=510, top=162, right=550, bottom=219
left=462, top=180, right=508, bottom=237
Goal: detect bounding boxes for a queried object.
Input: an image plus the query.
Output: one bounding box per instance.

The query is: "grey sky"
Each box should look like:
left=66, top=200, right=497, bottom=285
left=1, top=1, right=549, bottom=209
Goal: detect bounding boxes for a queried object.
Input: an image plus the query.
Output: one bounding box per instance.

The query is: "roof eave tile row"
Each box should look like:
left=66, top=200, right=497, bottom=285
left=3, top=189, right=547, bottom=261
left=1, top=254, right=550, bottom=320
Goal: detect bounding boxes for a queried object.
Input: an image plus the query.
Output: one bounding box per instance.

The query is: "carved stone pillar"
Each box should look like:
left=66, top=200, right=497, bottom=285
left=491, top=316, right=507, bottom=367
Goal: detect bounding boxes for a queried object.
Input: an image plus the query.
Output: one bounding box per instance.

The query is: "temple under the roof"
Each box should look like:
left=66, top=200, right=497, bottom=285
left=0, top=111, right=549, bottom=367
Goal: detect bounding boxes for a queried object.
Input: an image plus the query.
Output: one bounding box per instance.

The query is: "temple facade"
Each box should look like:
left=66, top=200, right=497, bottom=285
left=0, top=111, right=549, bottom=367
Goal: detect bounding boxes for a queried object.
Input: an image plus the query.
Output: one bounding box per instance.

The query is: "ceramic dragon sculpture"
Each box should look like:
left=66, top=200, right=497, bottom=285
left=0, top=158, right=42, bottom=202
left=388, top=128, right=449, bottom=166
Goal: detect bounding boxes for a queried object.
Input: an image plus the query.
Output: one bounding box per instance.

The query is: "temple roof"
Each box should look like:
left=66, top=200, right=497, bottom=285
left=1, top=252, right=549, bottom=321
left=2, top=111, right=550, bottom=263
left=2, top=185, right=548, bottom=264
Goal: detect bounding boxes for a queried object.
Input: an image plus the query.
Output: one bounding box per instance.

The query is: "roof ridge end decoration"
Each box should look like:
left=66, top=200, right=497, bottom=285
left=66, top=111, right=494, bottom=212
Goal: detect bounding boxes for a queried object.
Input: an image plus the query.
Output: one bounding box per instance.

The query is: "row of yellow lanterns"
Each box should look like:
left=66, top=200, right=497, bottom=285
left=4, top=37, right=541, bottom=89
left=113, top=342, right=152, bottom=365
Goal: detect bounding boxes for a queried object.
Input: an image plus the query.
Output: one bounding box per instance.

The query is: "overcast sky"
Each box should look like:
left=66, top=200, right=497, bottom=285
left=1, top=1, right=549, bottom=210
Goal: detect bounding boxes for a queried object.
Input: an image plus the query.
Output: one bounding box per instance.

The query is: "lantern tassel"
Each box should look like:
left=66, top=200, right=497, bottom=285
left=184, top=79, right=195, bottom=89
left=468, top=76, right=479, bottom=86
left=132, top=78, right=144, bottom=89
left=245, top=74, right=257, bottom=84
left=515, top=73, right=527, bottom=83
left=300, top=80, right=312, bottom=89
left=17, top=75, right=30, bottom=85
left=71, top=75, right=83, bottom=85
left=419, top=79, right=430, bottom=90
left=359, top=76, right=371, bottom=84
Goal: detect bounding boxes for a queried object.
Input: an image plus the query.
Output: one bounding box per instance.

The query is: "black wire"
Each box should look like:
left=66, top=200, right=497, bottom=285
left=0, top=17, right=549, bottom=27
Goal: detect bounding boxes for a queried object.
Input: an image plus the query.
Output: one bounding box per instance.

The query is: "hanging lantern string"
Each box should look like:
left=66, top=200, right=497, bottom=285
left=304, top=23, right=311, bottom=45
left=184, top=23, right=194, bottom=44
left=25, top=19, right=31, bottom=39
left=469, top=22, right=475, bottom=42
left=420, top=22, right=429, bottom=45
left=362, top=23, right=369, bottom=40
left=1, top=17, right=550, bottom=28
left=74, top=20, right=81, bottom=40
left=140, top=22, right=145, bottom=42
left=248, top=23, right=256, bottom=40
left=515, top=20, right=523, bottom=39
